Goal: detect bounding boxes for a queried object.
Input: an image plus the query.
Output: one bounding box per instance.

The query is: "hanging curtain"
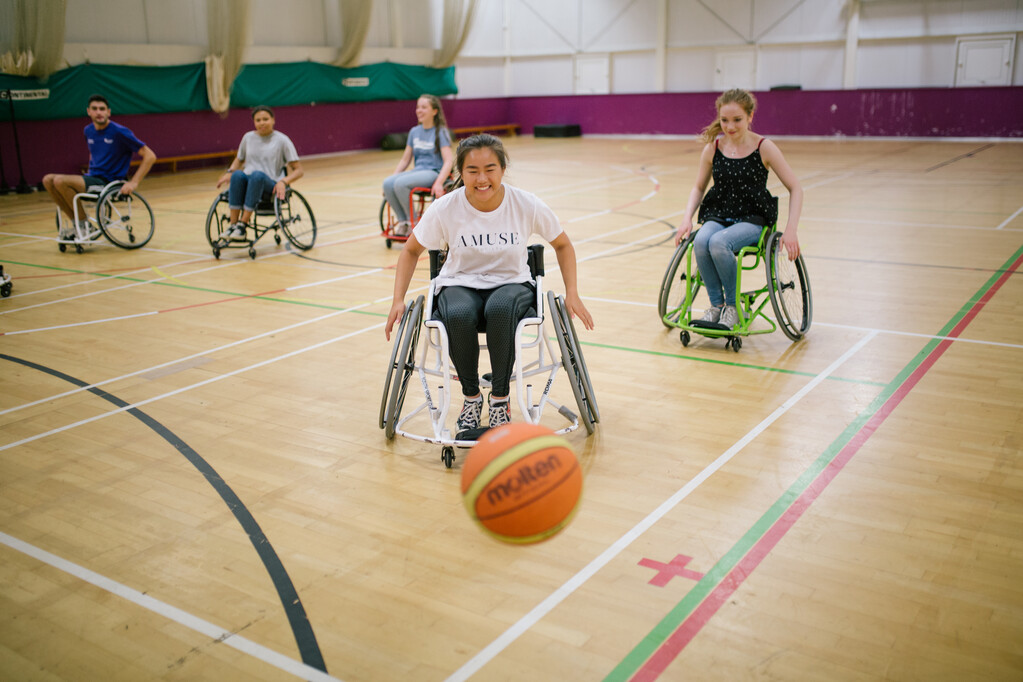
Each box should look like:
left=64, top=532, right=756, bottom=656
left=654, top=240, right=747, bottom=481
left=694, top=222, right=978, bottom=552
left=432, top=0, right=478, bottom=69
left=333, top=0, right=373, bottom=68
left=0, top=0, right=67, bottom=79
left=205, top=0, right=251, bottom=114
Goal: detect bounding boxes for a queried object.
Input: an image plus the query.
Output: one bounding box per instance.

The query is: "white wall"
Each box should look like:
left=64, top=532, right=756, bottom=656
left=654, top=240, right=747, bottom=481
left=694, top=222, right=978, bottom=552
left=57, top=0, right=1023, bottom=94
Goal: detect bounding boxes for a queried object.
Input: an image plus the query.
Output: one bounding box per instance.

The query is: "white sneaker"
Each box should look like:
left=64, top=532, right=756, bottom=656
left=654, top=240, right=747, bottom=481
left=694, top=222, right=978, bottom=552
left=487, top=395, right=511, bottom=428
left=697, top=306, right=722, bottom=324
left=223, top=223, right=247, bottom=242
left=720, top=305, right=739, bottom=329
left=394, top=221, right=411, bottom=236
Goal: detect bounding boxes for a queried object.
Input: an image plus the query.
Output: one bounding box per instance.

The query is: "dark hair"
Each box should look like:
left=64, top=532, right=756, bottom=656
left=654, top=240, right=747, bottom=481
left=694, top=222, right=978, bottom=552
left=251, top=105, right=275, bottom=119
left=418, top=94, right=450, bottom=155
left=700, top=88, right=757, bottom=143
left=88, top=94, right=109, bottom=107
left=451, top=134, right=508, bottom=189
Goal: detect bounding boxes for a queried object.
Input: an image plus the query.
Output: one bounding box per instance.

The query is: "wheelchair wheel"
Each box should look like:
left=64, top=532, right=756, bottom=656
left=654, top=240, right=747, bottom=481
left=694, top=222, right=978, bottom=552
left=381, top=295, right=424, bottom=440
left=766, top=231, right=812, bottom=341
left=658, top=234, right=700, bottom=328
left=379, top=199, right=389, bottom=232
left=277, top=190, right=316, bottom=250
left=205, top=192, right=231, bottom=252
left=96, top=183, right=155, bottom=249
left=548, top=290, right=599, bottom=435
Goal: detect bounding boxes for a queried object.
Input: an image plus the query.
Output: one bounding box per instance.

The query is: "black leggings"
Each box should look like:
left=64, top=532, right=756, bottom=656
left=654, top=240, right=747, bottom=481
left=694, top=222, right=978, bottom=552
left=435, top=283, right=536, bottom=397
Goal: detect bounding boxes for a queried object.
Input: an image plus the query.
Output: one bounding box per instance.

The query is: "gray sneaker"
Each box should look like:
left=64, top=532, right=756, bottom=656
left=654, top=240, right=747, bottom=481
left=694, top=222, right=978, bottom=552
left=488, top=396, right=511, bottom=428
left=698, top=306, right=722, bottom=324
left=456, top=396, right=483, bottom=431
left=720, top=305, right=739, bottom=329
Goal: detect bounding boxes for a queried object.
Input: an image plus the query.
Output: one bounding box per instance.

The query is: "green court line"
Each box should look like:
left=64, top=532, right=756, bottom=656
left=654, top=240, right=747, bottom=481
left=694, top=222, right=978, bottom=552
left=604, top=240, right=1023, bottom=681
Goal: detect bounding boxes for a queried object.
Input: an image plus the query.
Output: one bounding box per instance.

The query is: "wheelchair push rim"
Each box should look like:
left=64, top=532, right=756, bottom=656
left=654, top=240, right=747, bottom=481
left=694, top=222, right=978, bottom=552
left=548, top=290, right=599, bottom=434
left=97, top=181, right=156, bottom=249
left=766, top=231, right=812, bottom=341
left=658, top=233, right=701, bottom=329
left=381, top=295, right=424, bottom=440
left=277, top=189, right=317, bottom=250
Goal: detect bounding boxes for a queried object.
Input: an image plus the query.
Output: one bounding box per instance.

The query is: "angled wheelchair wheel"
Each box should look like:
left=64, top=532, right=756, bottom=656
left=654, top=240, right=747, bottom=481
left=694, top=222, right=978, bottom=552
left=277, top=189, right=316, bottom=250
left=766, top=231, right=813, bottom=341
left=381, top=295, right=424, bottom=440
left=205, top=192, right=231, bottom=254
left=379, top=199, right=389, bottom=232
left=658, top=233, right=700, bottom=328
left=548, top=290, right=599, bottom=435
left=96, top=183, right=155, bottom=249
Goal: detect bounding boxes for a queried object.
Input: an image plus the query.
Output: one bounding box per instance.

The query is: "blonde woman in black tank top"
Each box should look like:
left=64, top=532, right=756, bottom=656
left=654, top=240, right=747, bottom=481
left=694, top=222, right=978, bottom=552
left=675, top=89, right=803, bottom=329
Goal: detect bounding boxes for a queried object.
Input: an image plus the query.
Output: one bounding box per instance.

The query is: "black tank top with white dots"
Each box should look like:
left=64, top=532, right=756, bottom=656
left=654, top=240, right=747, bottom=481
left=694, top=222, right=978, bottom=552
left=697, top=138, right=778, bottom=227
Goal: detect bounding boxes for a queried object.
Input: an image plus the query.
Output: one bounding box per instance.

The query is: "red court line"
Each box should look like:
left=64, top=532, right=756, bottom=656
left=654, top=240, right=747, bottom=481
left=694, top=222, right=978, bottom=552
left=633, top=250, right=1023, bottom=680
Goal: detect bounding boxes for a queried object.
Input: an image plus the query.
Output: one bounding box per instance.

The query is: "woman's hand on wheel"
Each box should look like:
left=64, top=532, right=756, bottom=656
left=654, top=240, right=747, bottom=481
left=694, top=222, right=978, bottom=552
left=564, top=292, right=594, bottom=331
left=675, top=221, right=693, bottom=246
left=781, top=230, right=800, bottom=260
left=384, top=300, right=406, bottom=340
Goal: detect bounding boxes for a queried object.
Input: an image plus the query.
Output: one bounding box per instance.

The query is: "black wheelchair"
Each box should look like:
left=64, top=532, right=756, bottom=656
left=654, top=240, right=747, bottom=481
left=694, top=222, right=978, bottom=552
left=381, top=244, right=599, bottom=468
left=205, top=187, right=316, bottom=259
left=55, top=180, right=156, bottom=253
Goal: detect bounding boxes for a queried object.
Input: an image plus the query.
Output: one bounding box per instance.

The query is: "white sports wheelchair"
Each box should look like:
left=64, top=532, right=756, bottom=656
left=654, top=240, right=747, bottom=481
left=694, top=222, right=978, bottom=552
left=380, top=244, right=599, bottom=468
left=55, top=180, right=156, bottom=253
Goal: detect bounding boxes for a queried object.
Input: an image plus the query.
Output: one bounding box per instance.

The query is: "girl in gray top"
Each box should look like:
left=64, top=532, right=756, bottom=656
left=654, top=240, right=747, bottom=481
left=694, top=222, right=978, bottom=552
left=382, top=94, right=454, bottom=235
left=217, top=105, right=304, bottom=241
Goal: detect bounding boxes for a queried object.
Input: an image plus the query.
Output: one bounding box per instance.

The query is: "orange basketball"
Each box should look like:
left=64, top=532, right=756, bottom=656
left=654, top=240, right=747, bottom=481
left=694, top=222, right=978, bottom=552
left=461, top=423, right=582, bottom=544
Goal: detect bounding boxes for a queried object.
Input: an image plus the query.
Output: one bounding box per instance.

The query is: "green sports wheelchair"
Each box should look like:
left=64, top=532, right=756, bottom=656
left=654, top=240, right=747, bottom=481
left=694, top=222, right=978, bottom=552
left=658, top=211, right=812, bottom=352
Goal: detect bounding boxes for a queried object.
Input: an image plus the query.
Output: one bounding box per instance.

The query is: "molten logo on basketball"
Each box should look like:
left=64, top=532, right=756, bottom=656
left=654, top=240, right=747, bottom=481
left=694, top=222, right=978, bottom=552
left=485, top=454, right=563, bottom=506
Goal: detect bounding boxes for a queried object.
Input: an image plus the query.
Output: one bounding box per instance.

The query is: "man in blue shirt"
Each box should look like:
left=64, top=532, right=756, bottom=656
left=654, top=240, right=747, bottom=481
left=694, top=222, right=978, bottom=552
left=42, top=94, right=157, bottom=236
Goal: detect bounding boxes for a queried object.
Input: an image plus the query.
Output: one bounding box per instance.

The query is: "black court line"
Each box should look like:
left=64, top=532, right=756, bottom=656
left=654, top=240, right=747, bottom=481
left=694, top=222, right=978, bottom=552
left=0, top=353, right=328, bottom=674
left=925, top=143, right=996, bottom=172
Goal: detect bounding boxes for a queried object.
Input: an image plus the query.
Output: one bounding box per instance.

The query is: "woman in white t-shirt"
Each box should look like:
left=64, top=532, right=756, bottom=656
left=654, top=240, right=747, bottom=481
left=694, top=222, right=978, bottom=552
left=385, top=134, right=594, bottom=431
left=216, top=105, right=304, bottom=242
left=382, top=94, right=455, bottom=235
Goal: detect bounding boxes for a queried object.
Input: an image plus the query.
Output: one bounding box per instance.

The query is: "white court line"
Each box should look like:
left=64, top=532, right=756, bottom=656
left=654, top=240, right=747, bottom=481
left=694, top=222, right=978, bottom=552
left=996, top=205, right=1023, bottom=230
left=0, top=316, right=383, bottom=453
left=0, top=531, right=343, bottom=682
left=446, top=331, right=878, bottom=681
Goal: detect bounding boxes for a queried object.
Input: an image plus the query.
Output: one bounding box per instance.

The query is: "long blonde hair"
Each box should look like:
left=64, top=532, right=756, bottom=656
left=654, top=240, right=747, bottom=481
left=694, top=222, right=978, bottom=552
left=700, top=88, right=757, bottom=143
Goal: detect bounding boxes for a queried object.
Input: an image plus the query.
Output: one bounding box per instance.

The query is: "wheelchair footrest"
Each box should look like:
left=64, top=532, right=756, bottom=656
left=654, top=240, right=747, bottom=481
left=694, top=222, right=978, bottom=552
left=455, top=426, right=490, bottom=443
left=690, top=319, right=730, bottom=331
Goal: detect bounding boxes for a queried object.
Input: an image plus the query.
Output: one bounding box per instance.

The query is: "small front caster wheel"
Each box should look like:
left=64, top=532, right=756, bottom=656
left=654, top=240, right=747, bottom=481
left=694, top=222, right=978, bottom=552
left=680, top=330, right=690, bottom=347
left=730, top=337, right=742, bottom=352
left=441, top=446, right=455, bottom=469
left=212, top=247, right=220, bottom=259
left=248, top=247, right=257, bottom=260
left=58, top=243, right=67, bottom=253
left=75, top=244, right=84, bottom=254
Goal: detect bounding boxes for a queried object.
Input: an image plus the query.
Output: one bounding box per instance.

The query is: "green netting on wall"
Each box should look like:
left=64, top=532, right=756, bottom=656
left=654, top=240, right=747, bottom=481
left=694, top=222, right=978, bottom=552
left=0, top=63, right=209, bottom=121
left=0, top=61, right=456, bottom=121
left=230, top=62, right=456, bottom=107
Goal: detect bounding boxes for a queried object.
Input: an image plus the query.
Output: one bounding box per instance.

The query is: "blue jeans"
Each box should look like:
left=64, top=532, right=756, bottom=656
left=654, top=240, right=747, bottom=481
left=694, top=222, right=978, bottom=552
left=693, top=221, right=763, bottom=307
left=383, top=169, right=440, bottom=223
left=228, top=170, right=276, bottom=212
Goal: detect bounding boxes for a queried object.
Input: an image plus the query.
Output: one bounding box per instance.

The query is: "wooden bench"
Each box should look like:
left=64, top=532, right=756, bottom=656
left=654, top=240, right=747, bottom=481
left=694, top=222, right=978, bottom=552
left=451, top=123, right=520, bottom=138
left=81, top=150, right=237, bottom=175
left=131, top=150, right=237, bottom=173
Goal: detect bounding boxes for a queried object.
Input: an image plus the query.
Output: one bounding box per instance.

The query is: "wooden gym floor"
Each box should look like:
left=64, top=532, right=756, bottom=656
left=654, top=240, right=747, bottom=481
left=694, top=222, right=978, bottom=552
left=0, top=136, right=1021, bottom=681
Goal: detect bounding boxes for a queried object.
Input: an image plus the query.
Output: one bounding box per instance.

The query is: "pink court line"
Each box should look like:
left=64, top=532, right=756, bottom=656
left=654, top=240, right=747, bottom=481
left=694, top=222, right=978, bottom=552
left=633, top=250, right=1023, bottom=680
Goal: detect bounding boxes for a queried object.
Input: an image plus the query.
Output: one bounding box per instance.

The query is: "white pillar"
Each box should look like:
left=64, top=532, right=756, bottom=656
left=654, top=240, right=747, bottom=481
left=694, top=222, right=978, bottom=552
left=843, top=0, right=860, bottom=89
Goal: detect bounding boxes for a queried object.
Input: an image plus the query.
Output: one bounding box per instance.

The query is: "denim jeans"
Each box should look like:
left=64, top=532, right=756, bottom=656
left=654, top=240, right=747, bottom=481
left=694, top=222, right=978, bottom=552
left=693, top=221, right=763, bottom=307
left=228, top=170, right=276, bottom=212
left=382, top=169, right=440, bottom=223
